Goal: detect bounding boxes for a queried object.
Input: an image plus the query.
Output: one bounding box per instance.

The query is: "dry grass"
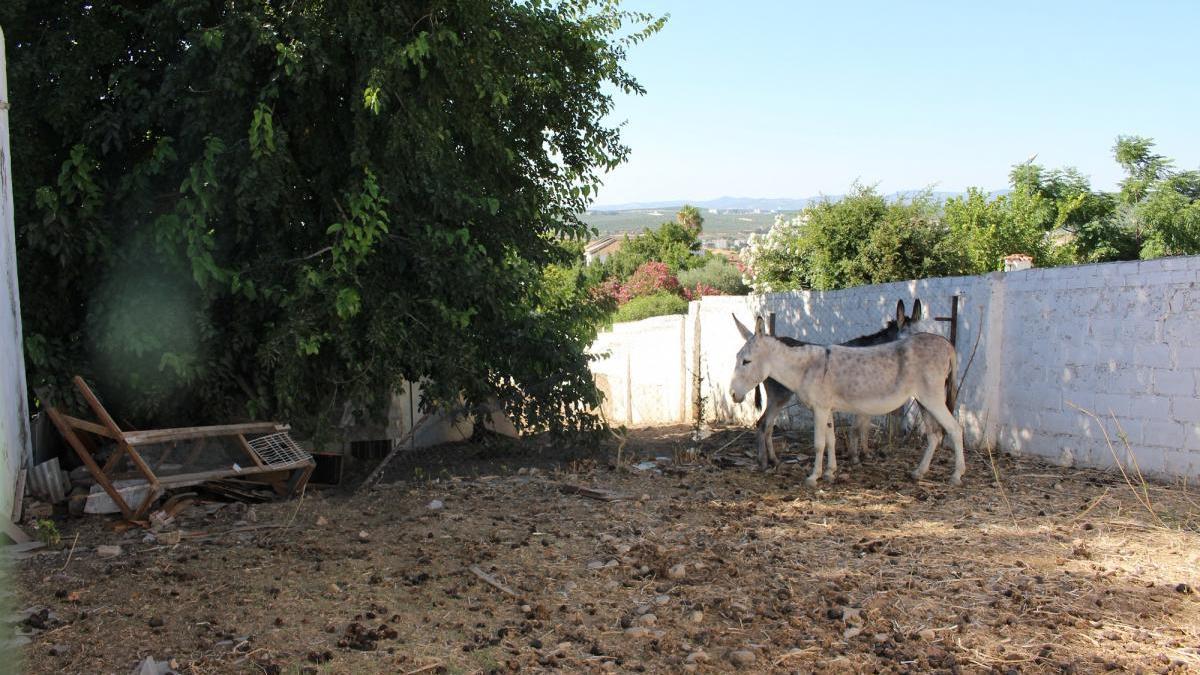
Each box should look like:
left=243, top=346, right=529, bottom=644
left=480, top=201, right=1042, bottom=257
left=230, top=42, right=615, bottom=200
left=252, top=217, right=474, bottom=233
left=8, top=426, right=1200, bottom=674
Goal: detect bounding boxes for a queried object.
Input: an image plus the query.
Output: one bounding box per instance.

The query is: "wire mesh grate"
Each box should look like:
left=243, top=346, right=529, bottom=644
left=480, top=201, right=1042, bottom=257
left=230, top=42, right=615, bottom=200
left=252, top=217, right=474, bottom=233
left=246, top=431, right=312, bottom=467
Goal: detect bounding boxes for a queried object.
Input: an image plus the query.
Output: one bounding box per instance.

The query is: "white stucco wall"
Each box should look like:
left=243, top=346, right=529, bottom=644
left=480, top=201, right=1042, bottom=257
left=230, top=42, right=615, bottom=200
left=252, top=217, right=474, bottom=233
left=590, top=314, right=688, bottom=426
left=1, top=29, right=33, bottom=520
left=589, top=255, right=1200, bottom=479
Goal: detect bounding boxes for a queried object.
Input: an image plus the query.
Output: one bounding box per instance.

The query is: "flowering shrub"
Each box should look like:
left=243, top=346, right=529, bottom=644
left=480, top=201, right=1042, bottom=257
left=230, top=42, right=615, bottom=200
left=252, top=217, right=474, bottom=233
left=681, top=283, right=723, bottom=301
left=591, top=277, right=630, bottom=305
left=739, top=214, right=807, bottom=293
left=622, top=261, right=681, bottom=300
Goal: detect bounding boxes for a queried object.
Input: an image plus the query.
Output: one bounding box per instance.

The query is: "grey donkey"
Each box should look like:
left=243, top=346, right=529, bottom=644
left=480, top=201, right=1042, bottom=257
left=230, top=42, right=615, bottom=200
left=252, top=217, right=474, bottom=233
left=730, top=315, right=965, bottom=486
left=752, top=299, right=927, bottom=472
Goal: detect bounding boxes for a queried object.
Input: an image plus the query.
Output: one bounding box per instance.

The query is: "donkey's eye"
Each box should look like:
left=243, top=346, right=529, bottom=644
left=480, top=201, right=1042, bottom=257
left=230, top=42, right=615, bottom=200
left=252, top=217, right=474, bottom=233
left=741, top=359, right=751, bottom=366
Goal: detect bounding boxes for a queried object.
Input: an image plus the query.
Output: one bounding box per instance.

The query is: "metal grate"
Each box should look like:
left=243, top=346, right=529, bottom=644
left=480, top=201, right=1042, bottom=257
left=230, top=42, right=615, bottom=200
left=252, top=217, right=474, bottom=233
left=246, top=432, right=312, bottom=467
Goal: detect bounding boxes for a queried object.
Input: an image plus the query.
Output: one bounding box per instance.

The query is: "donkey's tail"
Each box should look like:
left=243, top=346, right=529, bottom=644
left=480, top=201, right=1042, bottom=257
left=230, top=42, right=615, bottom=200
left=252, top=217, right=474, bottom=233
left=946, top=347, right=958, bottom=413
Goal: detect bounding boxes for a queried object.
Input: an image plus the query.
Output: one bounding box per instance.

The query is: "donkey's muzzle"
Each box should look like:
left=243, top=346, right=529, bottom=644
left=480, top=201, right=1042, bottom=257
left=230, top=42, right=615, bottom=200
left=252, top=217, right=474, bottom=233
left=731, top=390, right=744, bottom=404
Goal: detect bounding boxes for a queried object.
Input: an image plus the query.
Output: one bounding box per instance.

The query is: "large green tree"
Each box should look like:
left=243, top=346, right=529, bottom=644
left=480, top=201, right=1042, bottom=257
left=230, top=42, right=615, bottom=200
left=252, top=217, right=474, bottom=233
left=4, top=0, right=663, bottom=433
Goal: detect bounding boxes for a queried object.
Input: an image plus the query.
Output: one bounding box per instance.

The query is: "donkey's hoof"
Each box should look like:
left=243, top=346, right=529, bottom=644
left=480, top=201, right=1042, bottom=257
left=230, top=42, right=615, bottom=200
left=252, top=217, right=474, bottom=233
left=910, top=469, right=926, bottom=481
left=804, top=476, right=818, bottom=488
left=949, top=474, right=963, bottom=486
left=822, top=471, right=837, bottom=481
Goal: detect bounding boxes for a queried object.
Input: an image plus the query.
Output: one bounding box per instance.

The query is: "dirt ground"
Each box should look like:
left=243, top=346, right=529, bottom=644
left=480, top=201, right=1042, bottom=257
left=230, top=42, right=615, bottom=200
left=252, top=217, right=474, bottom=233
left=7, top=425, right=1200, bottom=674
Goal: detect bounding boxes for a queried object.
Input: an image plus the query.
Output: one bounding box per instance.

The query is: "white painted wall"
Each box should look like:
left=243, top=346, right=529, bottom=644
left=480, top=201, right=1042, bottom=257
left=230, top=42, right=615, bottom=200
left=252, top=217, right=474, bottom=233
left=997, top=257, right=1200, bottom=477
left=1, top=29, right=33, bottom=520
left=590, top=255, right=1200, bottom=479
left=590, top=314, right=688, bottom=426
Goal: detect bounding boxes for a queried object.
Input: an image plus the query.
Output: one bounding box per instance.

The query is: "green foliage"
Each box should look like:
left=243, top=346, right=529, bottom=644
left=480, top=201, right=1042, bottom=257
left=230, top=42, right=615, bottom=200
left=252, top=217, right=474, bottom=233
left=745, top=136, right=1200, bottom=293
left=611, top=292, right=689, bottom=323
left=5, top=0, right=662, bottom=435
left=601, top=216, right=703, bottom=279
left=940, top=188, right=1057, bottom=272
left=677, top=256, right=748, bottom=295
left=746, top=186, right=965, bottom=292
left=1139, top=173, right=1200, bottom=258
left=675, top=204, right=703, bottom=234
left=34, top=520, right=61, bottom=546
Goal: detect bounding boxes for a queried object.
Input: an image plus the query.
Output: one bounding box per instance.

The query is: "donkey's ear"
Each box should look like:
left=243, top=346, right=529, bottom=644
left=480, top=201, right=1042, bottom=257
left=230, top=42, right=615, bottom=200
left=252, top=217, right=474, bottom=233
left=911, top=298, right=923, bottom=322
left=895, top=299, right=907, bottom=328
left=753, top=315, right=766, bottom=336
left=733, top=314, right=753, bottom=340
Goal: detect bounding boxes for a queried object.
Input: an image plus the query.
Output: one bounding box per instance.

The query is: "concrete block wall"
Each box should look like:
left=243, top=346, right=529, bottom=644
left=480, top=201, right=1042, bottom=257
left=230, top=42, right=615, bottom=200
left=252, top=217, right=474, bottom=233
left=997, top=256, right=1200, bottom=478
left=589, top=254, right=1200, bottom=480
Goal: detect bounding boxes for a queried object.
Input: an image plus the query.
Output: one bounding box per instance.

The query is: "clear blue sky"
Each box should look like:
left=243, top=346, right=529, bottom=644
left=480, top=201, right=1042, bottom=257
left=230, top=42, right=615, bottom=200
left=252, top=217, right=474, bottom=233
left=594, top=0, right=1200, bottom=207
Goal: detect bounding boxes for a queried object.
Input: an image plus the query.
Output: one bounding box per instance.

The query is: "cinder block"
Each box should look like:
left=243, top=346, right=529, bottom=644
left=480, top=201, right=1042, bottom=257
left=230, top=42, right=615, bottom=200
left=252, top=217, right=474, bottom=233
left=1155, top=448, right=1200, bottom=476
left=1141, top=420, right=1185, bottom=448
left=1128, top=394, right=1171, bottom=419
left=1039, top=410, right=1088, bottom=436
left=1170, top=344, right=1200, bottom=369
left=1154, top=368, right=1196, bottom=397
left=1186, top=425, right=1200, bottom=451
left=1010, top=386, right=1062, bottom=412
left=1101, top=368, right=1152, bottom=395
left=1088, top=392, right=1131, bottom=418
left=1134, top=343, right=1173, bottom=368
left=1172, top=397, right=1200, bottom=423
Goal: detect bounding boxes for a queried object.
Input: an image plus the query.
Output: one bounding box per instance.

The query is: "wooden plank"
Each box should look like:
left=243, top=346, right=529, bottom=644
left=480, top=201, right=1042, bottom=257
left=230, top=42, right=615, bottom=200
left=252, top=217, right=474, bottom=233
left=154, top=460, right=314, bottom=489
left=122, top=422, right=287, bottom=446
left=72, top=376, right=128, bottom=439
left=101, top=443, right=127, bottom=475
left=62, top=414, right=119, bottom=439
left=286, top=463, right=315, bottom=497
left=10, top=468, right=25, bottom=523
left=43, top=404, right=134, bottom=519
left=469, top=565, right=516, bottom=597
left=237, top=434, right=268, bottom=468
left=70, top=377, right=161, bottom=510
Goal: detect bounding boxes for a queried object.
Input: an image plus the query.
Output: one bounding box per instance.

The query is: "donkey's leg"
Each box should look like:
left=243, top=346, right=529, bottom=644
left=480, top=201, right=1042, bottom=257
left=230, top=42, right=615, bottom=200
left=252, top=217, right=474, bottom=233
left=823, top=414, right=838, bottom=481
left=910, top=404, right=943, bottom=481
left=914, top=398, right=965, bottom=485
left=755, top=410, right=772, bottom=471
left=757, top=384, right=788, bottom=470
left=853, top=415, right=871, bottom=464
left=806, top=408, right=830, bottom=487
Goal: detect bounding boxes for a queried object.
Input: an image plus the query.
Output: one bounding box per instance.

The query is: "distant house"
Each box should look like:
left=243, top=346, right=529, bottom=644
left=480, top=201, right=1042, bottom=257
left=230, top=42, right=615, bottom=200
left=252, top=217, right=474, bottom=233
left=585, top=235, right=624, bottom=264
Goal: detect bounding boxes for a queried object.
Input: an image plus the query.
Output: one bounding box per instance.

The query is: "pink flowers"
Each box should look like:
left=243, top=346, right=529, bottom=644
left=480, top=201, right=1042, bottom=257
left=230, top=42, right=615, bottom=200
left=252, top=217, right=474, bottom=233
left=682, top=283, right=723, bottom=301
left=623, top=261, right=680, bottom=299
left=595, top=262, right=725, bottom=306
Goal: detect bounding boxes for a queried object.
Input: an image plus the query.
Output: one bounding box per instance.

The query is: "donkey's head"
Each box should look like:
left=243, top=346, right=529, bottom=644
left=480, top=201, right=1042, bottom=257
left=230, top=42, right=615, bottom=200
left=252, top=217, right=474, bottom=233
left=730, top=314, right=773, bottom=403
left=879, top=298, right=929, bottom=340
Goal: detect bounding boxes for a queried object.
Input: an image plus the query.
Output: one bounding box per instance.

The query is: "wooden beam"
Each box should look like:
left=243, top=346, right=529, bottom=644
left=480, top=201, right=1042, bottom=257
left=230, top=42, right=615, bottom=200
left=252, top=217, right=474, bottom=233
left=72, top=376, right=129, bottom=440
left=61, top=414, right=119, bottom=439
left=152, top=460, right=314, bottom=490
left=42, top=404, right=134, bottom=519
left=122, top=422, right=287, bottom=446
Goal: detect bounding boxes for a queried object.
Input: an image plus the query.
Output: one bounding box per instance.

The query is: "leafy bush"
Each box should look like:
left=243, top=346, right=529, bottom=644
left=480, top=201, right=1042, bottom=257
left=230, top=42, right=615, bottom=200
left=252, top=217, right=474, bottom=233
left=677, top=257, right=748, bottom=295
left=682, top=283, right=723, bottom=301
left=622, top=261, right=681, bottom=299
left=612, top=292, right=689, bottom=323
left=3, top=1, right=664, bottom=434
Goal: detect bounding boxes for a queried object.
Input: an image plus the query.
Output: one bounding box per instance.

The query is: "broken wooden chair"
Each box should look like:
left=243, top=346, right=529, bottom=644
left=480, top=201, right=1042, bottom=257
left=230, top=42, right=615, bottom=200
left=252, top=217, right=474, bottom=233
left=40, top=376, right=314, bottom=521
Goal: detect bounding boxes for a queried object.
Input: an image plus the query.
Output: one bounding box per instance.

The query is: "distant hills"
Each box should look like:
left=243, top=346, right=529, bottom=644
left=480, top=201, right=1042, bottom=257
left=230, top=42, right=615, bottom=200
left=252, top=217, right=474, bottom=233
left=589, top=190, right=998, bottom=214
